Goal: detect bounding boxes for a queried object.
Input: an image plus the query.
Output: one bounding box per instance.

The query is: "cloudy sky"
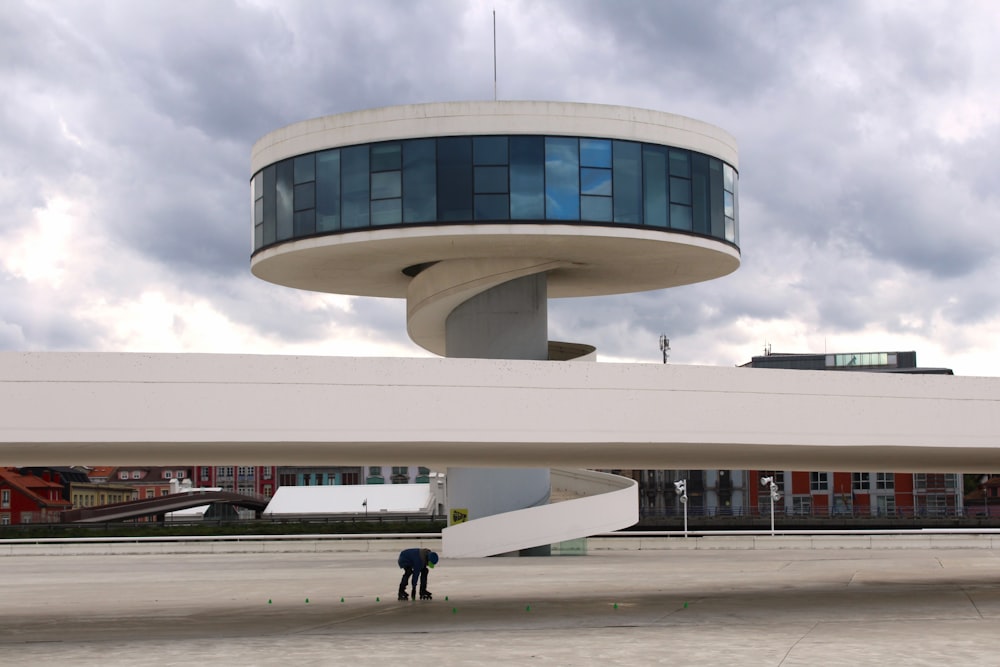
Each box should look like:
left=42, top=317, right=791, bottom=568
left=2, top=1, right=999, bottom=375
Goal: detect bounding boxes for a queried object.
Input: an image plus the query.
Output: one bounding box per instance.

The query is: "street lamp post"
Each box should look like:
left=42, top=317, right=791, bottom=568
left=760, top=476, right=781, bottom=536
left=674, top=479, right=688, bottom=537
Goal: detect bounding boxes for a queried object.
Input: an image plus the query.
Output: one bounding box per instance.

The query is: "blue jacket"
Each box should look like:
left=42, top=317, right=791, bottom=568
left=398, top=547, right=432, bottom=570
left=398, top=548, right=433, bottom=589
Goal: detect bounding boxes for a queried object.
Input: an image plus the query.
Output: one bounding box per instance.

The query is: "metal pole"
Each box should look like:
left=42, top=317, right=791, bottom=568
left=493, top=10, right=497, bottom=101
left=770, top=492, right=775, bottom=536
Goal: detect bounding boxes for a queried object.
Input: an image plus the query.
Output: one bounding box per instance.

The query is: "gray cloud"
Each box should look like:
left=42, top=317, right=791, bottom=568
left=1, top=0, right=999, bottom=375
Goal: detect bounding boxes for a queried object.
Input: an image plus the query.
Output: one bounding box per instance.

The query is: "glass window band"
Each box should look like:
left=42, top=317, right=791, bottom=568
left=252, top=135, right=738, bottom=253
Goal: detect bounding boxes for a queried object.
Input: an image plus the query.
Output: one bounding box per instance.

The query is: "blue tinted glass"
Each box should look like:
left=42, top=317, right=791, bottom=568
left=642, top=146, right=667, bottom=228
left=474, top=194, right=509, bottom=220
left=294, top=182, right=315, bottom=211
left=725, top=216, right=735, bottom=243
left=294, top=154, right=315, bottom=184
left=669, top=177, right=691, bottom=205
left=341, top=145, right=370, bottom=229
left=276, top=159, right=293, bottom=240
left=580, top=138, right=611, bottom=168
left=613, top=140, right=641, bottom=224
left=723, top=163, right=735, bottom=192
left=709, top=158, right=724, bottom=238
left=733, top=175, right=740, bottom=245
left=580, top=168, right=611, bottom=196
left=473, top=136, right=508, bottom=165
left=316, top=149, right=340, bottom=232
left=691, top=153, right=710, bottom=236
left=253, top=171, right=262, bottom=200
left=510, top=136, right=544, bottom=219
left=545, top=136, right=579, bottom=220
left=669, top=150, right=690, bottom=178
left=724, top=191, right=734, bottom=219
left=670, top=204, right=692, bottom=230
left=371, top=171, right=401, bottom=199
left=403, top=139, right=436, bottom=223
left=371, top=198, right=401, bottom=226
left=371, top=143, right=401, bottom=171
left=581, top=195, right=612, bottom=221
left=437, top=137, right=473, bottom=221
left=475, top=165, right=508, bottom=193
left=254, top=197, right=263, bottom=225
left=293, top=209, right=315, bottom=236
left=262, top=164, right=276, bottom=245
left=254, top=223, right=263, bottom=249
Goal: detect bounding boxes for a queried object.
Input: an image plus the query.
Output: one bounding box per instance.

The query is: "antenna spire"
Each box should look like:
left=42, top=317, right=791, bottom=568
left=493, top=10, right=498, bottom=100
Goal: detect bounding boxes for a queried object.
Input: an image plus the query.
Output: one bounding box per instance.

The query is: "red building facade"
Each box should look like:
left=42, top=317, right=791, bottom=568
left=0, top=468, right=72, bottom=525
left=749, top=470, right=960, bottom=518
left=194, top=466, right=276, bottom=498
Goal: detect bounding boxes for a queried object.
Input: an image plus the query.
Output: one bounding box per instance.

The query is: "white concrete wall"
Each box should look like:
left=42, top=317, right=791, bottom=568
left=1, top=352, right=999, bottom=472
left=252, top=101, right=738, bottom=176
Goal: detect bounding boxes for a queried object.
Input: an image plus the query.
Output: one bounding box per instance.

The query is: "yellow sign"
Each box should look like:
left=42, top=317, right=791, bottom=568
left=450, top=508, right=468, bottom=525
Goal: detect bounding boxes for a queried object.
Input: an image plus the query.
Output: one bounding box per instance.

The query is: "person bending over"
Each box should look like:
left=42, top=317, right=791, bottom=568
left=397, top=547, right=439, bottom=600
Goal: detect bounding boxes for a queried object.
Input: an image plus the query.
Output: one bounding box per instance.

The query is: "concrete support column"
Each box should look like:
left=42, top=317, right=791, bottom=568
left=445, top=274, right=548, bottom=360
left=445, top=273, right=552, bottom=555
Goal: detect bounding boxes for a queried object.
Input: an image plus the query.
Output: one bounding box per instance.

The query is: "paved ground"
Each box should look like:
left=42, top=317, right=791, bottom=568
left=3, top=547, right=1000, bottom=666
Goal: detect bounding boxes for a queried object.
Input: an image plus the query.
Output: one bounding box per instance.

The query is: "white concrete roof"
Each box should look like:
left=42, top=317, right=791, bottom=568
left=251, top=100, right=738, bottom=175
left=263, top=484, right=432, bottom=516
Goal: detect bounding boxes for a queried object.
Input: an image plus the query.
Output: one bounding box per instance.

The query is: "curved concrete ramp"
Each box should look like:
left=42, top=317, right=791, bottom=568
left=2, top=352, right=1000, bottom=472
left=442, top=468, right=637, bottom=558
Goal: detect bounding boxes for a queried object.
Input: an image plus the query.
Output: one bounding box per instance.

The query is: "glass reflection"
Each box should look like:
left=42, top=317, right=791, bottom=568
left=643, top=146, right=667, bottom=228
left=474, top=166, right=508, bottom=194
left=371, top=143, right=401, bottom=172
left=316, top=149, right=341, bottom=232
left=580, top=138, right=611, bottom=168
left=580, top=168, right=611, bottom=196
left=581, top=195, right=612, bottom=221
left=473, top=136, right=508, bottom=165
left=254, top=134, right=739, bottom=250
left=341, top=145, right=369, bottom=229
left=613, top=141, right=640, bottom=224
left=403, top=139, right=436, bottom=223
left=371, top=171, right=401, bottom=200
left=510, top=136, right=544, bottom=219
left=545, top=136, right=579, bottom=220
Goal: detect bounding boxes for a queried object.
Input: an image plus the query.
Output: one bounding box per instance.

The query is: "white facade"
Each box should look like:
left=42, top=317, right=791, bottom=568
left=2, top=352, right=998, bottom=473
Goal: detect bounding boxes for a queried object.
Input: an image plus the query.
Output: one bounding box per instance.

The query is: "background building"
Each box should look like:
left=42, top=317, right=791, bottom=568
left=0, top=468, right=71, bottom=525
left=195, top=466, right=275, bottom=498
left=628, top=350, right=965, bottom=523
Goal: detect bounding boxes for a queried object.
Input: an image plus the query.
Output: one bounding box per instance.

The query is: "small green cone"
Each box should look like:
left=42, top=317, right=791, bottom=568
left=376, top=597, right=381, bottom=602
left=683, top=602, right=688, bottom=608
left=445, top=596, right=449, bottom=601
left=613, top=603, right=618, bottom=609
left=452, top=607, right=457, bottom=614
left=340, top=597, right=345, bottom=603
left=267, top=599, right=272, bottom=605
left=305, top=598, right=309, bottom=604
left=525, top=605, right=531, bottom=612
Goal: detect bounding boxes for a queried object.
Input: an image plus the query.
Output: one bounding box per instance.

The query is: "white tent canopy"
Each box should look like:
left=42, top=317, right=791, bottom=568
left=263, top=483, right=435, bottom=518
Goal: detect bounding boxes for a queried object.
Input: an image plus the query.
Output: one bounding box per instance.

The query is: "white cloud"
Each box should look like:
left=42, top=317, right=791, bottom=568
left=0, top=0, right=998, bottom=378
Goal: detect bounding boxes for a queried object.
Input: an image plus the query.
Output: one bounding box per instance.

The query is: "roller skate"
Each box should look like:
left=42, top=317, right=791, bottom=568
left=419, top=589, right=433, bottom=600
left=398, top=589, right=409, bottom=601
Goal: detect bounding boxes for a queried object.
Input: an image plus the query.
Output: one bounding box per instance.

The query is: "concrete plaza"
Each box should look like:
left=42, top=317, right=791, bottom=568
left=3, top=539, right=1000, bottom=666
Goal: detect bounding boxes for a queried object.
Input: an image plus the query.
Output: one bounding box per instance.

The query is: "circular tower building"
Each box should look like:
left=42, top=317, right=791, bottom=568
left=250, top=101, right=740, bottom=553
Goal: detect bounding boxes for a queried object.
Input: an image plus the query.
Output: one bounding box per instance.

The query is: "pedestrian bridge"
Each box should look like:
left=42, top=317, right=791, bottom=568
left=3, top=352, right=998, bottom=556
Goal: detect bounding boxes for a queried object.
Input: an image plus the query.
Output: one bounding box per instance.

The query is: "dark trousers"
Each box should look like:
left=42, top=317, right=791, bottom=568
left=398, top=566, right=428, bottom=594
